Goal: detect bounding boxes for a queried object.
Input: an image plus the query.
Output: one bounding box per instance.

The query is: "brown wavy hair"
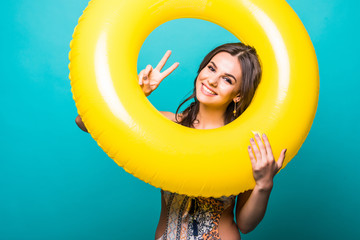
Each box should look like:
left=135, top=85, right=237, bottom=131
left=175, top=42, right=262, bottom=128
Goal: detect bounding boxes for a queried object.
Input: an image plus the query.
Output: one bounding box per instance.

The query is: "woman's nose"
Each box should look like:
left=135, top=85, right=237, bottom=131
left=207, top=75, right=218, bottom=87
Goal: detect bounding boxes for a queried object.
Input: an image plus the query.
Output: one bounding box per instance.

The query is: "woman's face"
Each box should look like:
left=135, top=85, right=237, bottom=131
left=196, top=52, right=242, bottom=109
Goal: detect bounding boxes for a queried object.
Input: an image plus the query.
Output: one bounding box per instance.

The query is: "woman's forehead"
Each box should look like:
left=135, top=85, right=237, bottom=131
left=211, top=52, right=242, bottom=81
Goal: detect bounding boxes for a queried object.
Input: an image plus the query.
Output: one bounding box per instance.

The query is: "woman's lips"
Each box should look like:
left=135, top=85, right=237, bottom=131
left=201, top=83, right=217, bottom=96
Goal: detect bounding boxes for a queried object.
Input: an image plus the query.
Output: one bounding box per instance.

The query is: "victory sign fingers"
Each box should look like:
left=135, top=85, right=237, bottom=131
left=155, top=50, right=179, bottom=81
left=138, top=50, right=179, bottom=97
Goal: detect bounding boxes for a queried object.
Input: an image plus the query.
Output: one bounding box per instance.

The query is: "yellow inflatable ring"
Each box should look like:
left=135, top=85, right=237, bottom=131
left=69, top=0, right=319, bottom=197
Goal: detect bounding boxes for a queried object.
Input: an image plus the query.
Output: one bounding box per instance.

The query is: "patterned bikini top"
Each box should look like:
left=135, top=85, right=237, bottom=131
left=160, top=190, right=236, bottom=240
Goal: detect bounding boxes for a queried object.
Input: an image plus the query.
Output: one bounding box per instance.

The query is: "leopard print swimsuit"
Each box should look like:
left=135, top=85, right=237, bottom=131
left=157, top=190, right=236, bottom=240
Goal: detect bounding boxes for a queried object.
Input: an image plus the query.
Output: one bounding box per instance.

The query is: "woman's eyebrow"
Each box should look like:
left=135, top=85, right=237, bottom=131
left=210, top=61, right=237, bottom=82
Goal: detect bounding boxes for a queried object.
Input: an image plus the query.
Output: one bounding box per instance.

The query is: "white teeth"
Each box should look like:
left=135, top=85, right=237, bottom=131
left=203, top=84, right=216, bottom=95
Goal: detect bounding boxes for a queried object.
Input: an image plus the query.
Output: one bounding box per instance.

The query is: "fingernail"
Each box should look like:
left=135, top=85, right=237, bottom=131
left=284, top=149, right=287, bottom=154
left=262, top=133, right=266, bottom=138
left=250, top=138, right=254, bottom=142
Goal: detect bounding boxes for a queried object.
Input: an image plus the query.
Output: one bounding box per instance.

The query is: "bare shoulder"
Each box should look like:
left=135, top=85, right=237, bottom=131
left=160, top=111, right=182, bottom=123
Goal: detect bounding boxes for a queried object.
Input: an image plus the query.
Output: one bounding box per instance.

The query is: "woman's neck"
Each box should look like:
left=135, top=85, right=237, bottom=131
left=194, top=104, right=226, bottom=129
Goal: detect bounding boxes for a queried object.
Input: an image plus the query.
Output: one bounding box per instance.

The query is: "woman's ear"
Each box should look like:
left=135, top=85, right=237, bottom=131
left=233, top=94, right=241, bottom=103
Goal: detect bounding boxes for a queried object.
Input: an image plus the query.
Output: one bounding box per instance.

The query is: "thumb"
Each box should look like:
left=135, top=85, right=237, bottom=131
left=144, top=64, right=153, bottom=76
left=276, top=149, right=287, bottom=172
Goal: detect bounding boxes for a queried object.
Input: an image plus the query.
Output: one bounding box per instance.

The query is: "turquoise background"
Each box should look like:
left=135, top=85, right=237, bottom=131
left=1, top=0, right=359, bottom=239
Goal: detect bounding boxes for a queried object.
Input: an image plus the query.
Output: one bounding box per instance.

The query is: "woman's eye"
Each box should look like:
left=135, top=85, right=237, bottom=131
left=208, top=66, right=215, bottom=71
left=224, top=77, right=232, bottom=84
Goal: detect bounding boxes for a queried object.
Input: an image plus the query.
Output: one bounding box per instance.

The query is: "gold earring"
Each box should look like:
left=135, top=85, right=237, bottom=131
left=233, top=101, right=237, bottom=117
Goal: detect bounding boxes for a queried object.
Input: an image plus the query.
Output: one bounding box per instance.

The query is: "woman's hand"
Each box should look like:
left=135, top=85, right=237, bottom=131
left=247, top=133, right=287, bottom=191
left=138, top=50, right=179, bottom=97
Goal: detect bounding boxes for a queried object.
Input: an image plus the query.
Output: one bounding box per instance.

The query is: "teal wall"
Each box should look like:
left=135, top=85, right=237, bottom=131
left=1, top=0, right=359, bottom=239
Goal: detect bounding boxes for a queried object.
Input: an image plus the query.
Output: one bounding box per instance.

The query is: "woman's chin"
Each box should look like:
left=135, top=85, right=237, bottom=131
left=198, top=99, right=224, bottom=109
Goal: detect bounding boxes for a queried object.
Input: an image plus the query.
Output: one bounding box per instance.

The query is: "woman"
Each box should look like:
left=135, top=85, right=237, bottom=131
left=75, top=43, right=287, bottom=240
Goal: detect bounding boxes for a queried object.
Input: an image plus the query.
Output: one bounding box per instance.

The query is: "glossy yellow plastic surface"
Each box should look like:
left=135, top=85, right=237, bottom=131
left=69, top=0, right=319, bottom=197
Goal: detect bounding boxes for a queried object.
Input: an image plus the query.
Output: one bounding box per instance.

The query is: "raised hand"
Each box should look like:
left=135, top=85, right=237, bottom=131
left=138, top=50, right=179, bottom=97
left=247, top=133, right=287, bottom=191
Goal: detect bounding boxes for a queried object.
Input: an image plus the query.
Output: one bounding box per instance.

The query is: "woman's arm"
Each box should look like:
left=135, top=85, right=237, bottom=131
left=75, top=115, right=88, bottom=132
left=235, top=186, right=272, bottom=234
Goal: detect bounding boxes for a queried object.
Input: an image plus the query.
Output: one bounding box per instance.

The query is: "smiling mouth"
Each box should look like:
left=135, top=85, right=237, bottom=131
left=201, top=83, right=217, bottom=96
